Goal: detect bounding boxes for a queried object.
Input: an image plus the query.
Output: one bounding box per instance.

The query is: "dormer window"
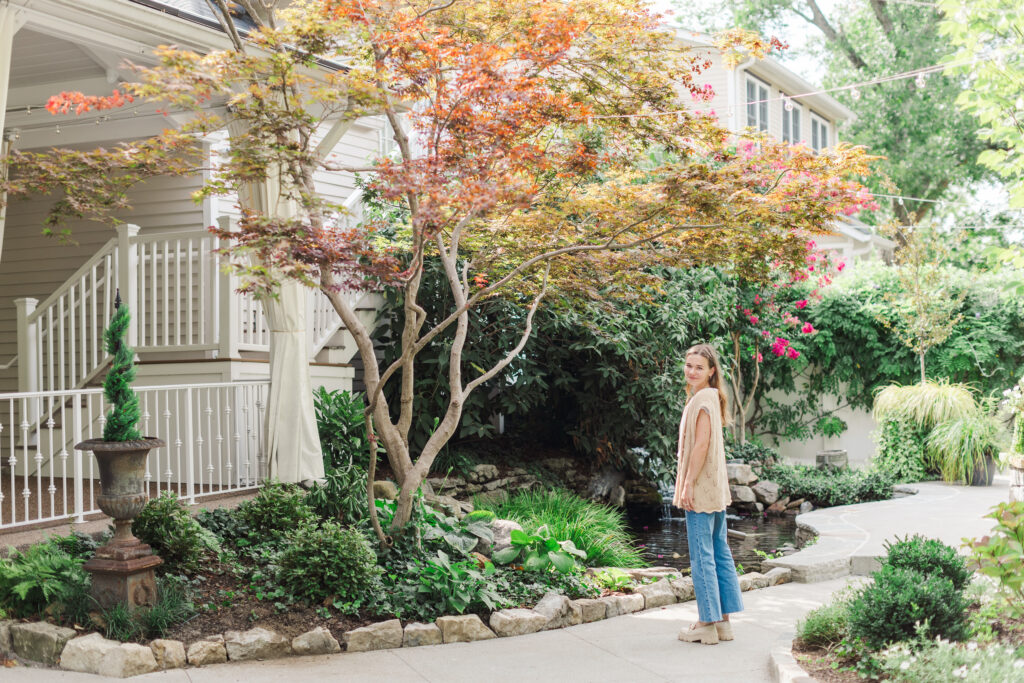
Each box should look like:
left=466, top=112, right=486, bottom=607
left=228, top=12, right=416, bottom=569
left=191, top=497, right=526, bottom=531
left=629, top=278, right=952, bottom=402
left=811, top=113, right=830, bottom=151
left=746, top=77, right=768, bottom=132
left=782, top=99, right=801, bottom=143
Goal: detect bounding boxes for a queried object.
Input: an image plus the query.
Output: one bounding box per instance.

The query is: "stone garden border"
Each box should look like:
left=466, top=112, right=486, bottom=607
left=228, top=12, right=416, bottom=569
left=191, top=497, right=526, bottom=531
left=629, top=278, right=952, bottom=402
left=0, top=566, right=793, bottom=678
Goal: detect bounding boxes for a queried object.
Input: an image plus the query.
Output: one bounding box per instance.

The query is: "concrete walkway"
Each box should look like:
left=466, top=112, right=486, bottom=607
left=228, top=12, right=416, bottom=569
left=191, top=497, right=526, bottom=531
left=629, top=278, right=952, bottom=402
left=3, top=477, right=1012, bottom=683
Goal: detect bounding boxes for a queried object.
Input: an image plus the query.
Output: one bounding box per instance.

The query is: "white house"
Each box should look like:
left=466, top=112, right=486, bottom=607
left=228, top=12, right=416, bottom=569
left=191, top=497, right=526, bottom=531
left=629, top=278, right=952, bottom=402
left=0, top=0, right=384, bottom=531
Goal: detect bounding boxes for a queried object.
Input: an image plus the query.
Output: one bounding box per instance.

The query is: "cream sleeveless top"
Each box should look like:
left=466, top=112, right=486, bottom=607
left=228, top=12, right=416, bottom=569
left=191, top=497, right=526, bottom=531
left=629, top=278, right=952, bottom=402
left=672, top=387, right=731, bottom=513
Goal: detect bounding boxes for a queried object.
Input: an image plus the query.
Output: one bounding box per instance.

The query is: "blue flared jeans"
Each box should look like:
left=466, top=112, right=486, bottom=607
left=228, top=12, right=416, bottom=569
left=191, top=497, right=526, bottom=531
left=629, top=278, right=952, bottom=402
left=685, top=510, right=744, bottom=623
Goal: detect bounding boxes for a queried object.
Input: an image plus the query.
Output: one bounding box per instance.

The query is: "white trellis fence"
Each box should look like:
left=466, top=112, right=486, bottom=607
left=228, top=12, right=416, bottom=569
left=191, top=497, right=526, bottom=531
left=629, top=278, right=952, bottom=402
left=0, top=381, right=268, bottom=531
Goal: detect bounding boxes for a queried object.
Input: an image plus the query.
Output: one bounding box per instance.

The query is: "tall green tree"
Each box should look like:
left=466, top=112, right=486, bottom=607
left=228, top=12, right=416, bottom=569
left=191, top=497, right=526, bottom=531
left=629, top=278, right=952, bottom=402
left=675, top=0, right=996, bottom=224
left=939, top=0, right=1024, bottom=208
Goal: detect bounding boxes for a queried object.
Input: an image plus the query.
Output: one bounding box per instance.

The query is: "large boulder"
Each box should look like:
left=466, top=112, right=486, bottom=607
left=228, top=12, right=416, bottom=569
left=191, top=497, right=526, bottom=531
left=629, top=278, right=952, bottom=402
left=403, top=622, right=442, bottom=648
left=60, top=633, right=120, bottom=674
left=187, top=637, right=227, bottom=666
left=149, top=639, right=187, bottom=670
left=224, top=627, right=291, bottom=661
left=435, top=615, right=496, bottom=643
left=726, top=463, right=757, bottom=486
left=489, top=519, right=524, bottom=554
left=489, top=609, right=549, bottom=637
left=291, top=627, right=341, bottom=656
left=533, top=592, right=582, bottom=630
left=636, top=579, right=676, bottom=609
left=344, top=619, right=403, bottom=652
left=729, top=485, right=757, bottom=504
left=97, top=643, right=159, bottom=678
left=751, top=480, right=780, bottom=505
left=10, top=621, right=76, bottom=665
left=373, top=480, right=399, bottom=500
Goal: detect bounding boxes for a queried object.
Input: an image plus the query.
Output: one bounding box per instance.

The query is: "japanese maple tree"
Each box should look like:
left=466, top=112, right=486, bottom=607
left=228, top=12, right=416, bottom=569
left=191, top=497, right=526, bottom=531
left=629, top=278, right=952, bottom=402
left=1, top=0, right=878, bottom=535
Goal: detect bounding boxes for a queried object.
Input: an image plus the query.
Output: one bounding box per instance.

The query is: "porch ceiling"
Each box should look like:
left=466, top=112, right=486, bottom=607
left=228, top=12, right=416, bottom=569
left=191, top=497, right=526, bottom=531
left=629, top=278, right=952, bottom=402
left=10, top=29, right=106, bottom=92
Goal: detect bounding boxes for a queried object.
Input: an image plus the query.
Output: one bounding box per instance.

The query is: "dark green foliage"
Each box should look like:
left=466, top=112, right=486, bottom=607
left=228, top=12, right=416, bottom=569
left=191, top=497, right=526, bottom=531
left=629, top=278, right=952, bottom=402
left=133, top=491, right=218, bottom=575
left=102, top=302, right=141, bottom=441
left=491, top=528, right=587, bottom=573
left=236, top=481, right=316, bottom=539
left=725, top=440, right=780, bottom=476
left=463, top=509, right=497, bottom=524
left=848, top=565, right=968, bottom=648
left=275, top=519, right=380, bottom=607
left=0, top=541, right=90, bottom=618
left=873, top=418, right=930, bottom=483
left=796, top=600, right=851, bottom=648
left=476, top=489, right=647, bottom=567
left=313, top=388, right=379, bottom=470
left=306, top=462, right=368, bottom=524
left=48, top=531, right=103, bottom=560
left=392, top=550, right=501, bottom=617
left=760, top=463, right=895, bottom=508
left=196, top=506, right=253, bottom=546
left=882, top=535, right=972, bottom=592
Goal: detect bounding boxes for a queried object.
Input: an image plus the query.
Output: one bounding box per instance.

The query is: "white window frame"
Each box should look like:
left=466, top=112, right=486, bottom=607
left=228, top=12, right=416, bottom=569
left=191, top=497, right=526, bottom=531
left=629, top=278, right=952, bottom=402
left=746, top=76, right=769, bottom=132
left=781, top=99, right=802, bottom=143
left=810, top=112, right=831, bottom=151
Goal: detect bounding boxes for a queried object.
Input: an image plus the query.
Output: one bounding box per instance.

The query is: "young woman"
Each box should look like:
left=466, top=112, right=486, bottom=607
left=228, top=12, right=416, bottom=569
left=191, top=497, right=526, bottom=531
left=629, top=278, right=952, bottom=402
left=673, top=343, right=743, bottom=645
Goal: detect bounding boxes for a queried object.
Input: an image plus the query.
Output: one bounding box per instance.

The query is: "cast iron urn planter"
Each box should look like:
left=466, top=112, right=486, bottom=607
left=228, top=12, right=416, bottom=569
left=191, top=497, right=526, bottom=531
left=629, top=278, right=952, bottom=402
left=75, top=437, right=165, bottom=609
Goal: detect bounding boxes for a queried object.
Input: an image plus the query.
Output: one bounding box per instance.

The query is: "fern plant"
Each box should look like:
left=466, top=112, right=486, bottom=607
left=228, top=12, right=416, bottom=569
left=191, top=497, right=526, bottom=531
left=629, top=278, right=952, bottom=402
left=0, top=542, right=90, bottom=618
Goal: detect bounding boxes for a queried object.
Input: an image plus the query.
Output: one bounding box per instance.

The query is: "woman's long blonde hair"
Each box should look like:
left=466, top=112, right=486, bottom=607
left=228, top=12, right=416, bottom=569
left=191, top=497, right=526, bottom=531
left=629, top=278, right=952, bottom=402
left=685, top=343, right=731, bottom=425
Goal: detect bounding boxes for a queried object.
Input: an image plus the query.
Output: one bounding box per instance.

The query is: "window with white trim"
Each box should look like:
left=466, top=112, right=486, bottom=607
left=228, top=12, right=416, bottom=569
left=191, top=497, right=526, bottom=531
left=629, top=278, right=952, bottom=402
left=781, top=100, right=801, bottom=143
left=746, top=77, right=768, bottom=132
left=810, top=113, right=830, bottom=152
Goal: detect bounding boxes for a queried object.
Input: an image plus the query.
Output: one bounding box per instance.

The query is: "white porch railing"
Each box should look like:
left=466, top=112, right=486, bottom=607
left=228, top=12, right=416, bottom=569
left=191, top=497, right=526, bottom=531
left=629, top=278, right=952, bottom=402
left=0, top=381, right=268, bottom=530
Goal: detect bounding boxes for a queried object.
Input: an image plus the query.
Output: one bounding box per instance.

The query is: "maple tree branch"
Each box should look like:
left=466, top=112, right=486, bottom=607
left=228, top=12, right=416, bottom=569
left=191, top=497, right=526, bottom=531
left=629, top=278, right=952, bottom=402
left=204, top=0, right=247, bottom=52
left=798, top=0, right=868, bottom=71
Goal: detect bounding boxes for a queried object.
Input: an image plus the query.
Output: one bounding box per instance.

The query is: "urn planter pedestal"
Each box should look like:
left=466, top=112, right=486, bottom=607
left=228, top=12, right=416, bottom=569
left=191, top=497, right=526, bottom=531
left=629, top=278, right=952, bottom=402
left=74, top=437, right=165, bottom=610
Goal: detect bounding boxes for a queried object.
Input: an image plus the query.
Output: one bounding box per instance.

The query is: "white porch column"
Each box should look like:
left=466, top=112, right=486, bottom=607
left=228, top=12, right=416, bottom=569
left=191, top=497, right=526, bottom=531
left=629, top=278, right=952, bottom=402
left=115, top=223, right=140, bottom=347
left=0, top=5, right=27, bottom=265
left=216, top=216, right=239, bottom=360
left=14, top=297, right=38, bottom=394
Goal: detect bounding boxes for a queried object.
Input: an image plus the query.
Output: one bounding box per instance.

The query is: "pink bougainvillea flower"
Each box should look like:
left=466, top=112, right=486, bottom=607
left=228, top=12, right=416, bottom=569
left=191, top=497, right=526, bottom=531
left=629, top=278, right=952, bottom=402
left=754, top=295, right=762, bottom=304
left=752, top=351, right=763, bottom=362
left=762, top=330, right=770, bottom=337
left=837, top=262, right=846, bottom=272
left=801, top=322, right=815, bottom=334
left=749, top=315, right=759, bottom=324
left=795, top=299, right=808, bottom=309
left=771, top=337, right=789, bottom=356
left=787, top=347, right=800, bottom=359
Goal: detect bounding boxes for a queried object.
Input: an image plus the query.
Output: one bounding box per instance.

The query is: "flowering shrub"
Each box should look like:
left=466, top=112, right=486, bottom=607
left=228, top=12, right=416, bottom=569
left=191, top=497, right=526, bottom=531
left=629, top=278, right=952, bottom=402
left=880, top=639, right=1024, bottom=682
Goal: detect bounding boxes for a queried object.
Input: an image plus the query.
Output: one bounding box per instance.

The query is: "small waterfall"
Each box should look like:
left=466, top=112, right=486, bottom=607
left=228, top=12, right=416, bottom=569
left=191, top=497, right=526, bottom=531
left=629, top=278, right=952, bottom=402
left=658, top=483, right=678, bottom=521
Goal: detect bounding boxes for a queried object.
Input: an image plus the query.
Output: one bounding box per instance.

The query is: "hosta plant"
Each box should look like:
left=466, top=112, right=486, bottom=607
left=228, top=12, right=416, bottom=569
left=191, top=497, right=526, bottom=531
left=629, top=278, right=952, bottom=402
left=492, top=527, right=587, bottom=574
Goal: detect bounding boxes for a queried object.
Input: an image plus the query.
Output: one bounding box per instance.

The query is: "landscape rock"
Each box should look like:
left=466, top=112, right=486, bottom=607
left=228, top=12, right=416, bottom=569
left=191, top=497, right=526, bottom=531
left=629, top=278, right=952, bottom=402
left=426, top=494, right=465, bottom=519
left=738, top=572, right=769, bottom=591
left=726, top=463, right=757, bottom=486
left=764, top=567, right=793, bottom=586
left=224, top=627, right=291, bottom=661
left=786, top=497, right=805, bottom=509
left=60, top=633, right=120, bottom=674
left=0, top=619, right=12, bottom=654
left=97, top=643, right=159, bottom=678
left=729, top=485, right=757, bottom=504
left=488, top=519, right=524, bottom=554
left=766, top=501, right=786, bottom=515
left=344, top=619, right=403, bottom=652
left=602, top=593, right=645, bottom=617
left=751, top=480, right=780, bottom=505
left=636, top=579, right=676, bottom=608
left=426, top=476, right=465, bottom=491
left=489, top=609, right=549, bottom=637
left=467, top=463, right=499, bottom=483
left=609, top=485, right=626, bottom=507
left=10, top=621, right=76, bottom=665
left=291, top=627, right=341, bottom=656
left=483, top=477, right=511, bottom=491
left=186, top=638, right=227, bottom=666
left=373, top=480, right=399, bottom=500
left=149, top=639, right=186, bottom=670
left=541, top=457, right=575, bottom=472
left=669, top=576, right=695, bottom=602
left=436, top=615, right=496, bottom=643
left=472, top=489, right=507, bottom=507
left=799, top=501, right=814, bottom=514
left=534, top=592, right=582, bottom=630
left=403, top=622, right=442, bottom=648
left=571, top=598, right=607, bottom=623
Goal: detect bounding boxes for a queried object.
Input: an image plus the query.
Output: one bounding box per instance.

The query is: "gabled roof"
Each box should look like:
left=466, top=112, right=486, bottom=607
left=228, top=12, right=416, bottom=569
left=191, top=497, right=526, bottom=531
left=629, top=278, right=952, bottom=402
left=129, top=0, right=259, bottom=33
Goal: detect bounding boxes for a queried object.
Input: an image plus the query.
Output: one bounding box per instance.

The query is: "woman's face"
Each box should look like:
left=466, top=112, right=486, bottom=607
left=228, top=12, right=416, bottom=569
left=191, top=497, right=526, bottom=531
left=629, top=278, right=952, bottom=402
left=684, top=353, right=714, bottom=390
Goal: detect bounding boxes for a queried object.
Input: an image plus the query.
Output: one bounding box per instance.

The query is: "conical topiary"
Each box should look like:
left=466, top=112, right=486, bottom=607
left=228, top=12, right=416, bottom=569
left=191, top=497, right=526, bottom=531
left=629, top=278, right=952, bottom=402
left=103, top=291, right=141, bottom=441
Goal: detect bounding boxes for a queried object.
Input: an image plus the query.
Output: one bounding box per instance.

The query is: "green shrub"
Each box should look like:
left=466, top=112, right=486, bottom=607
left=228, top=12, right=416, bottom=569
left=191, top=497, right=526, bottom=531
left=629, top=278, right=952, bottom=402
left=964, top=501, right=1024, bottom=616
left=725, top=441, right=780, bottom=475
left=306, top=462, right=368, bottom=524
left=796, top=599, right=851, bottom=648
left=491, top=527, right=587, bottom=573
left=873, top=418, right=930, bottom=483
left=237, top=481, right=316, bottom=539
left=763, top=463, right=895, bottom=508
left=133, top=491, right=218, bottom=574
left=196, top=506, right=252, bottom=546
left=0, top=541, right=90, bottom=618
left=882, top=535, right=972, bottom=591
left=476, top=489, right=647, bottom=567
left=48, top=531, right=103, bottom=560
left=314, top=388, right=379, bottom=470
left=275, top=520, right=380, bottom=607
left=848, top=565, right=968, bottom=648
left=393, top=550, right=501, bottom=618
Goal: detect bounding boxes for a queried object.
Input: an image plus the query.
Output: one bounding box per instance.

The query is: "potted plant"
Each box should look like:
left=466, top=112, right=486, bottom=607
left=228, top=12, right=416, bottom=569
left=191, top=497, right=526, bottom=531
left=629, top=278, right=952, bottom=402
left=74, top=293, right=166, bottom=609
left=924, top=412, right=1003, bottom=486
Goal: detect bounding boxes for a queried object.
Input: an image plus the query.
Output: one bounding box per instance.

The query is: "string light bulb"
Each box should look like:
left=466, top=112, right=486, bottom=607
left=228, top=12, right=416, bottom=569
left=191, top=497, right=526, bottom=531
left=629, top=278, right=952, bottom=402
left=850, top=88, right=861, bottom=101
left=55, top=125, right=60, bottom=134
left=784, top=97, right=794, bottom=112
left=915, top=73, right=927, bottom=88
